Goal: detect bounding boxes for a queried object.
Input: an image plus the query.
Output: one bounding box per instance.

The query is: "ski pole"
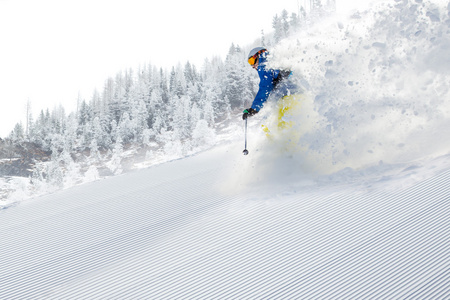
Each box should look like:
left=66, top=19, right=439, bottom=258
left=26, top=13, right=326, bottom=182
left=243, top=118, right=249, bottom=155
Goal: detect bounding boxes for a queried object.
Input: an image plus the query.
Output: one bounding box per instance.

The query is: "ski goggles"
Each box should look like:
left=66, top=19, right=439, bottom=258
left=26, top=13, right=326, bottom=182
left=248, top=49, right=266, bottom=66
left=248, top=55, right=258, bottom=66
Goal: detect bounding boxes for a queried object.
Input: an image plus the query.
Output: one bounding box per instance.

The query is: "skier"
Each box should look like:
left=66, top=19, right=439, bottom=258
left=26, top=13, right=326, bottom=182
left=242, top=47, right=297, bottom=120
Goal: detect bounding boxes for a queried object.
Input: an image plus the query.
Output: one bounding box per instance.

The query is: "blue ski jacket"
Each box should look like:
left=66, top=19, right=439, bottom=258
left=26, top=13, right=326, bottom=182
left=250, top=53, right=297, bottom=112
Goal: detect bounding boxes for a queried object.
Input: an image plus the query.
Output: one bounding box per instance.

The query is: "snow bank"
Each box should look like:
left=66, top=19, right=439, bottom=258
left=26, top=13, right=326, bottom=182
left=259, top=0, right=450, bottom=176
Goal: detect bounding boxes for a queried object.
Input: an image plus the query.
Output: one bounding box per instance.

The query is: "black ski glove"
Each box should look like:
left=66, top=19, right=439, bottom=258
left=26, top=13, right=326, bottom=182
left=242, top=108, right=258, bottom=120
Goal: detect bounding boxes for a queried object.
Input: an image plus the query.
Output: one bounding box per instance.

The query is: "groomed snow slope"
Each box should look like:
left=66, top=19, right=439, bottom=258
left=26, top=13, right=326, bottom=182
left=0, top=141, right=450, bottom=299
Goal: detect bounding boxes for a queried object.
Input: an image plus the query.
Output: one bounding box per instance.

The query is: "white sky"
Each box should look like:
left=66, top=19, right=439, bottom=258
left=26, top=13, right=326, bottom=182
left=0, top=0, right=367, bottom=138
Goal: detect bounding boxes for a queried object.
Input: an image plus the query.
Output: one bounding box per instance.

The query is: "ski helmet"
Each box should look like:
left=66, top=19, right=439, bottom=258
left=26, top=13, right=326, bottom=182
left=247, top=47, right=267, bottom=65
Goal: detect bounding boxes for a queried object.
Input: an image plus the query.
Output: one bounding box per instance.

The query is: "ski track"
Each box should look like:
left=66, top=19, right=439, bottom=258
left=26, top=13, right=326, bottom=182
left=0, top=142, right=449, bottom=299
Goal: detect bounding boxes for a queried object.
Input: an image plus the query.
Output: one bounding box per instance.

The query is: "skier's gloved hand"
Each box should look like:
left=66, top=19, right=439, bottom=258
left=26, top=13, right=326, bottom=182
left=242, top=108, right=258, bottom=120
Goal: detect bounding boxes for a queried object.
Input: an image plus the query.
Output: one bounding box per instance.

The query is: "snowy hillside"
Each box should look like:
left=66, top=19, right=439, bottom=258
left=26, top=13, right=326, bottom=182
left=1, top=140, right=449, bottom=299
left=1, top=0, right=450, bottom=298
